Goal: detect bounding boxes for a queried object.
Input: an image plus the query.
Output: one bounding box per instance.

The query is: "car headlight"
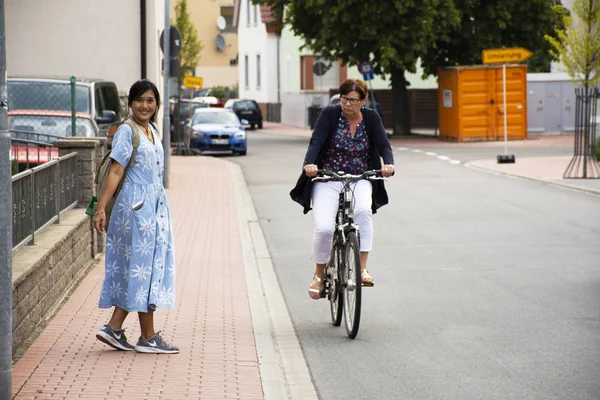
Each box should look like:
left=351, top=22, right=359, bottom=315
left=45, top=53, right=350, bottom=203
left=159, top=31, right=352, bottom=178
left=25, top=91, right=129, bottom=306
left=234, top=131, right=246, bottom=139
left=192, top=130, right=205, bottom=137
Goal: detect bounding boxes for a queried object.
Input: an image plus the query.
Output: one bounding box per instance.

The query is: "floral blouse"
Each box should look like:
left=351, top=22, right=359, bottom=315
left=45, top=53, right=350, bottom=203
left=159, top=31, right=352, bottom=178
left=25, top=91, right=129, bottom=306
left=321, top=113, right=370, bottom=174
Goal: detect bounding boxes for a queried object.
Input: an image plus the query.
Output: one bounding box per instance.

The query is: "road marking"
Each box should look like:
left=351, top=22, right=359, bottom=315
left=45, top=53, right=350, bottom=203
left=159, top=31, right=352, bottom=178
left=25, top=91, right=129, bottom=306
left=438, top=155, right=450, bottom=161
left=396, top=147, right=409, bottom=151
left=411, top=149, right=423, bottom=153
left=425, top=152, right=438, bottom=156
left=449, top=160, right=461, bottom=165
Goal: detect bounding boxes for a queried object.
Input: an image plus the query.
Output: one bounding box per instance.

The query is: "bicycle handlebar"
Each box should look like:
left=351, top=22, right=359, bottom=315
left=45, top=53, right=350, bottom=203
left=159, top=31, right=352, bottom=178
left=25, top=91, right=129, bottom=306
left=311, top=169, right=387, bottom=182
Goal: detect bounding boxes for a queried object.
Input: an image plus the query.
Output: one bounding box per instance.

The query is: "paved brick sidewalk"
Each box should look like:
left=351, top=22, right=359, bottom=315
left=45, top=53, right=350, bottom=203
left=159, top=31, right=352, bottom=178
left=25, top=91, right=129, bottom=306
left=12, top=156, right=265, bottom=400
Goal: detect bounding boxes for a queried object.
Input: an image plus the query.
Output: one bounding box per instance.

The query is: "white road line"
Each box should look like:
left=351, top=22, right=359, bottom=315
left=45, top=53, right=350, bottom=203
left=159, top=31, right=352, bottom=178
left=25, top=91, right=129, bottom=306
left=449, top=160, right=461, bottom=165
left=411, top=149, right=423, bottom=153
left=396, top=147, right=409, bottom=151
left=437, top=155, right=450, bottom=161
left=425, top=152, right=438, bottom=156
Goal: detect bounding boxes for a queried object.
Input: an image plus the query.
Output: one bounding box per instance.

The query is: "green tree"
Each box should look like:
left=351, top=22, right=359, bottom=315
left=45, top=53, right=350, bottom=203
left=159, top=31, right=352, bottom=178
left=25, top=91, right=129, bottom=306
left=255, top=0, right=566, bottom=135
left=174, top=0, right=204, bottom=82
left=422, top=0, right=567, bottom=76
left=255, top=0, right=461, bottom=135
left=545, top=0, right=600, bottom=88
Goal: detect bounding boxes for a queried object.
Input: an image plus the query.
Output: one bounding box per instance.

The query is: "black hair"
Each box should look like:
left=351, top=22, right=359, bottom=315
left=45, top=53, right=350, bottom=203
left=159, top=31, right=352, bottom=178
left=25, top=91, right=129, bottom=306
left=128, top=79, right=161, bottom=122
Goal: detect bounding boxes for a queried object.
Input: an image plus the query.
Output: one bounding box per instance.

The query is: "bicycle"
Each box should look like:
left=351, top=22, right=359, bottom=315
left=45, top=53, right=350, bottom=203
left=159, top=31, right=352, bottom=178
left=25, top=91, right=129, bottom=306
left=312, top=169, right=386, bottom=339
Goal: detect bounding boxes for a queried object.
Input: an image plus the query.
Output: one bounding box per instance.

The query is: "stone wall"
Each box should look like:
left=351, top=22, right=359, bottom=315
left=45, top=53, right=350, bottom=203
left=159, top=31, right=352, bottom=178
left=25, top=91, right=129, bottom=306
left=11, top=138, right=105, bottom=357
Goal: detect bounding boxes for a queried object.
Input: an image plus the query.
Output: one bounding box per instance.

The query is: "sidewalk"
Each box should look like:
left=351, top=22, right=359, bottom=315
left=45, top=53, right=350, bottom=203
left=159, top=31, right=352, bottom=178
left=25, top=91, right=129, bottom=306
left=261, top=122, right=600, bottom=195
left=12, top=156, right=316, bottom=399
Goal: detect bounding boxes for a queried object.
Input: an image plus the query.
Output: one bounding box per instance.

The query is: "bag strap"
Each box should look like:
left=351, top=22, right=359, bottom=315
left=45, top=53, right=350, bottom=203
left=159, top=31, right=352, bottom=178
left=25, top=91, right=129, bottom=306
left=123, top=119, right=141, bottom=169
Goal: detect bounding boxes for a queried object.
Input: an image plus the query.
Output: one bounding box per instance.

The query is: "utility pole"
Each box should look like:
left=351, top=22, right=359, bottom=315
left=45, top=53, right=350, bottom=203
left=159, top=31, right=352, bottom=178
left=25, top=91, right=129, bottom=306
left=0, top=0, right=13, bottom=397
left=162, top=0, right=171, bottom=188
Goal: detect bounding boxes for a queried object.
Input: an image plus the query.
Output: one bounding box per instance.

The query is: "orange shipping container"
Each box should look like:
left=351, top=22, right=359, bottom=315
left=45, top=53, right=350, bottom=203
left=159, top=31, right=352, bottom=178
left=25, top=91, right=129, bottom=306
left=438, top=64, right=528, bottom=142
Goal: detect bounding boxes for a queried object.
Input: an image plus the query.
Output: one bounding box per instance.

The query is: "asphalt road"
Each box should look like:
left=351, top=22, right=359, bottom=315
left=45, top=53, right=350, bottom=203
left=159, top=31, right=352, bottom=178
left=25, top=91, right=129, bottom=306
left=231, top=129, right=600, bottom=400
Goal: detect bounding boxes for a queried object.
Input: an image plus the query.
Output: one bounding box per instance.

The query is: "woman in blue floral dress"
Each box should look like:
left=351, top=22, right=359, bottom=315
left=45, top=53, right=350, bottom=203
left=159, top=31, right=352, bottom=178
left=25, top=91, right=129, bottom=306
left=93, top=80, right=178, bottom=354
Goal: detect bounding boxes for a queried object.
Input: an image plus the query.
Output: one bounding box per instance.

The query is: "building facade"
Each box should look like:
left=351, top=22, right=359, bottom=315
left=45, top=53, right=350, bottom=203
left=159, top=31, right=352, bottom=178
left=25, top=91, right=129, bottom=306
left=176, top=0, right=239, bottom=89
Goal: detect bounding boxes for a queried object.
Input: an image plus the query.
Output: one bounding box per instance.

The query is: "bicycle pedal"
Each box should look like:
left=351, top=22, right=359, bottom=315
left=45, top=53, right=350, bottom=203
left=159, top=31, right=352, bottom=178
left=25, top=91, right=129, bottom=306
left=362, top=282, right=374, bottom=287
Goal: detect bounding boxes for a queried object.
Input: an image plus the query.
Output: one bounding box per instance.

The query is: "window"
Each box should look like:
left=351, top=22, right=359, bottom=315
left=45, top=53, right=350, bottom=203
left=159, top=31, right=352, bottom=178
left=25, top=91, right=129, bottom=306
left=246, top=0, right=251, bottom=26
left=256, top=54, right=261, bottom=89
left=220, top=5, right=235, bottom=33
left=244, top=54, right=249, bottom=89
left=253, top=5, right=258, bottom=25
left=300, top=55, right=314, bottom=90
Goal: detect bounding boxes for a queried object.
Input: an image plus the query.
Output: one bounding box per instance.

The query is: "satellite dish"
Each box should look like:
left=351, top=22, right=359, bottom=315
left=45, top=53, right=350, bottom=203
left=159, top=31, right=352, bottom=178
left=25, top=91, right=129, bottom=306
left=216, top=34, right=226, bottom=51
left=217, top=16, right=226, bottom=31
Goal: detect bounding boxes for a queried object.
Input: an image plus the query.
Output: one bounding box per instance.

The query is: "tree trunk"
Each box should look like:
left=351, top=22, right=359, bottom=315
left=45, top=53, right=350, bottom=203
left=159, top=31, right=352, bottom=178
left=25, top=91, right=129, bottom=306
left=391, top=65, right=411, bottom=136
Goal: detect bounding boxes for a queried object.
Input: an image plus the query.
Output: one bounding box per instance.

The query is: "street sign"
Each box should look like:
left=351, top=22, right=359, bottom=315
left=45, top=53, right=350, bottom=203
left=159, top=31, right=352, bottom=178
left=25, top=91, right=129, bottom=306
left=183, top=76, right=203, bottom=89
left=358, top=61, right=375, bottom=81
left=160, top=26, right=182, bottom=58
left=482, top=47, right=533, bottom=64
left=313, top=61, right=327, bottom=76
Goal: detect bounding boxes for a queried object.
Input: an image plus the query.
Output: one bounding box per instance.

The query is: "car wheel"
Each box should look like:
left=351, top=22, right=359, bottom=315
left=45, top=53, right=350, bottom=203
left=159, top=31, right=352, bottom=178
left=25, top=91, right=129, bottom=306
left=238, top=150, right=247, bottom=156
left=258, top=121, right=263, bottom=129
left=250, top=124, right=255, bottom=130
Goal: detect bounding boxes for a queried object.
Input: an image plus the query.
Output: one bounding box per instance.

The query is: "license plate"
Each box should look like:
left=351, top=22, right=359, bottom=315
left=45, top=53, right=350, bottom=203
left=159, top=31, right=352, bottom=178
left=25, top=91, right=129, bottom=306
left=241, top=111, right=252, bottom=114
left=212, top=139, right=229, bottom=145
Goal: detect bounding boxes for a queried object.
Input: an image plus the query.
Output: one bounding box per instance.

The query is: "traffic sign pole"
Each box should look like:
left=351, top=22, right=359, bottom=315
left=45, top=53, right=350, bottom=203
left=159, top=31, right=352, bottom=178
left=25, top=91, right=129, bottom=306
left=503, top=63, right=508, bottom=156
left=482, top=47, right=531, bottom=164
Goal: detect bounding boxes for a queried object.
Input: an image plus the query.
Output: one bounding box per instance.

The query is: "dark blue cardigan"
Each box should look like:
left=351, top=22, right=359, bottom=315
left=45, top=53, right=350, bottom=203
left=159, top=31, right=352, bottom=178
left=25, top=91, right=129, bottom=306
left=290, top=105, right=394, bottom=214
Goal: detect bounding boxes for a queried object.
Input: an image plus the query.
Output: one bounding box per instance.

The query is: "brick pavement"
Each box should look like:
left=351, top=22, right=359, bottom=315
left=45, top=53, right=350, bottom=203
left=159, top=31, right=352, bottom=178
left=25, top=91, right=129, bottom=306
left=12, top=157, right=267, bottom=400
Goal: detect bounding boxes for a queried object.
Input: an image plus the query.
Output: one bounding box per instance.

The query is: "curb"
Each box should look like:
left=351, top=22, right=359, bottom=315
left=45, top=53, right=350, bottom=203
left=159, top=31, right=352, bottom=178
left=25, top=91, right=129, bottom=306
left=466, top=162, right=600, bottom=197
left=229, top=162, right=318, bottom=400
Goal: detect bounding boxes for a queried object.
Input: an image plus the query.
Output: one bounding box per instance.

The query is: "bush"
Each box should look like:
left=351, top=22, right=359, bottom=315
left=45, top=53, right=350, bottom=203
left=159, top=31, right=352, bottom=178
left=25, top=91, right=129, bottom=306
left=210, top=86, right=229, bottom=99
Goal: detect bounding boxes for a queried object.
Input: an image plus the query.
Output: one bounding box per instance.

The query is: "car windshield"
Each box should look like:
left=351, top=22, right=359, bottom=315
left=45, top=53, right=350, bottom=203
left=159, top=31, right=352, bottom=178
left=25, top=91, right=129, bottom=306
left=9, top=114, right=96, bottom=143
left=233, top=100, right=257, bottom=110
left=7, top=81, right=91, bottom=113
left=192, top=111, right=240, bottom=125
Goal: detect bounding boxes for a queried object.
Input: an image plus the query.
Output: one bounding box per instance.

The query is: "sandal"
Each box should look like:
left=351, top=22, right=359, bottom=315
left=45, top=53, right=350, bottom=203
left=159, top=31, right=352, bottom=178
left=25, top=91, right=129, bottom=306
left=308, top=275, right=324, bottom=300
left=361, top=270, right=374, bottom=286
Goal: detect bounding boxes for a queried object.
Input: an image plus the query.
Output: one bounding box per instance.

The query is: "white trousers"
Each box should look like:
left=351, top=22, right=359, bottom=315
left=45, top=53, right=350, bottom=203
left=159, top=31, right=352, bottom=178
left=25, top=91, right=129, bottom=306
left=311, top=180, right=373, bottom=264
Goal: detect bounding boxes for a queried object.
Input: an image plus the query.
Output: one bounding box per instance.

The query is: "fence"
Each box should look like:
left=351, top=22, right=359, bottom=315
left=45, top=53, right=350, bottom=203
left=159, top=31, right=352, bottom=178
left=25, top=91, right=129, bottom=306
left=564, top=87, right=600, bottom=179
left=12, top=152, right=79, bottom=250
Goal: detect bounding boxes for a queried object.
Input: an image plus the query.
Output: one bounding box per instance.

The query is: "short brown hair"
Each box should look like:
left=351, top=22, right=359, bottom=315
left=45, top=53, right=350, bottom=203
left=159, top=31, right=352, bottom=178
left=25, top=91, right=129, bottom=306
left=339, top=78, right=368, bottom=100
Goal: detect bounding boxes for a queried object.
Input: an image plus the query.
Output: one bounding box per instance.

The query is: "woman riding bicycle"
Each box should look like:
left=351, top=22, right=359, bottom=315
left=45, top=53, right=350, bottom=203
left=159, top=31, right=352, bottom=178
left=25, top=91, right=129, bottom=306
left=290, top=78, right=395, bottom=300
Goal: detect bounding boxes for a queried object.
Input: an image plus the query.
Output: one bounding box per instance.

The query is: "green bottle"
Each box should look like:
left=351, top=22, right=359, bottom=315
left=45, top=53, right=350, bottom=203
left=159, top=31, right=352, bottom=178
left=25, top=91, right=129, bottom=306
left=85, top=196, right=98, bottom=217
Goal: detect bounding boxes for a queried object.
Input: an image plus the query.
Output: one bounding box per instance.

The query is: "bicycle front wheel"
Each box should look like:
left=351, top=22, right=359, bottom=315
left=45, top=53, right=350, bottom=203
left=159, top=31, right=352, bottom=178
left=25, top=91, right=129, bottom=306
left=343, top=231, right=362, bottom=339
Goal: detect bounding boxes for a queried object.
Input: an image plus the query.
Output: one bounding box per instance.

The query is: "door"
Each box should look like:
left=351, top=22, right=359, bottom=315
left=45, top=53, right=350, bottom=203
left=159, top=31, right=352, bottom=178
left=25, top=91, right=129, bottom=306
left=527, top=82, right=546, bottom=133
left=546, top=82, right=562, bottom=133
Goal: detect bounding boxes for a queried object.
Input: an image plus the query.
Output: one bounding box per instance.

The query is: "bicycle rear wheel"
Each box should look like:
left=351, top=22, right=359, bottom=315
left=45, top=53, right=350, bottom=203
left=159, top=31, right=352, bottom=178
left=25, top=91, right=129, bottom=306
left=328, top=243, right=343, bottom=326
left=343, top=231, right=362, bottom=339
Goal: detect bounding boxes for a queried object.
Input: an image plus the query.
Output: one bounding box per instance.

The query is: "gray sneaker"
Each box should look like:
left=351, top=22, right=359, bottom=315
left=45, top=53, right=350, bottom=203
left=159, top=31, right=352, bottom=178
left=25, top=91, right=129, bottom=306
left=134, top=331, right=179, bottom=354
left=96, top=325, right=135, bottom=351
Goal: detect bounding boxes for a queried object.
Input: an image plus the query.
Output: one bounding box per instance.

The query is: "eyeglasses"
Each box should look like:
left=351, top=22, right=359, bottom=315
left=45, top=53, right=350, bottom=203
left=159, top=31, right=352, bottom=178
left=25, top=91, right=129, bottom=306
left=340, top=96, right=362, bottom=105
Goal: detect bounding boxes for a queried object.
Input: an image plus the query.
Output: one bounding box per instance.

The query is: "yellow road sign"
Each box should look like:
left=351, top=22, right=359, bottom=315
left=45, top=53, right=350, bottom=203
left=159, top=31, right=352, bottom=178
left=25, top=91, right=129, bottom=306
left=482, top=47, right=533, bottom=64
left=183, top=76, right=204, bottom=88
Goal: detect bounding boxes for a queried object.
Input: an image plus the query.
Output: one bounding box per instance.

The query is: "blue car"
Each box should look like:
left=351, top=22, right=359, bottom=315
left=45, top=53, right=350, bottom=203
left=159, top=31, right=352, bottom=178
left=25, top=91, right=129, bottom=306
left=187, top=108, right=247, bottom=156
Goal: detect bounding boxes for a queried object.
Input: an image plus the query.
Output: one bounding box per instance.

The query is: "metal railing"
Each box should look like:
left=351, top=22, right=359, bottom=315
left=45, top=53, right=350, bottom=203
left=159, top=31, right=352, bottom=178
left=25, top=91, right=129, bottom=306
left=12, top=152, right=79, bottom=250
left=10, top=130, right=63, bottom=173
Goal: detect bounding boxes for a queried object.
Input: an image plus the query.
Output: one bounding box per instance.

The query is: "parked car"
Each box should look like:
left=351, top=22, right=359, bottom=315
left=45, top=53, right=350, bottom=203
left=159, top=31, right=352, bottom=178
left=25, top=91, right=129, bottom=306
left=187, top=108, right=248, bottom=156
left=9, top=109, right=100, bottom=169
left=329, top=92, right=383, bottom=119
left=224, top=99, right=263, bottom=129
left=169, top=98, right=208, bottom=141
left=7, top=76, right=125, bottom=136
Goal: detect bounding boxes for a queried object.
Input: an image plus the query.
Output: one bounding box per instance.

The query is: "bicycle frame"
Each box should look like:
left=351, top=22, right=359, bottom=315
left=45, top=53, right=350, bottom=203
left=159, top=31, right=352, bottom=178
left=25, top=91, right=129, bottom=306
left=312, top=169, right=385, bottom=338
